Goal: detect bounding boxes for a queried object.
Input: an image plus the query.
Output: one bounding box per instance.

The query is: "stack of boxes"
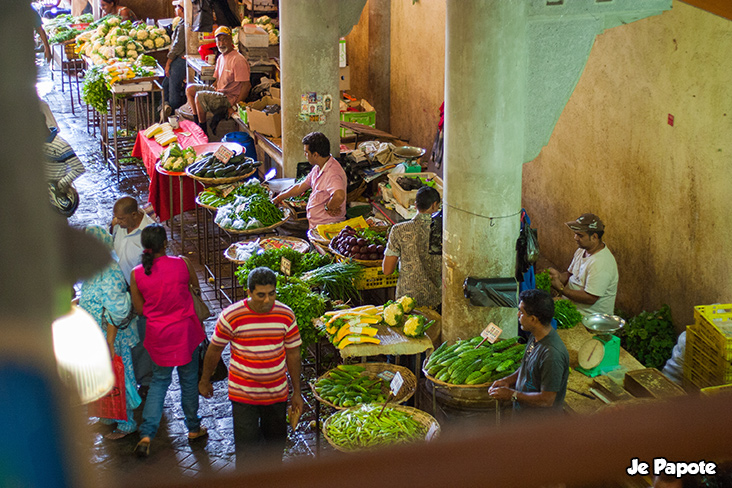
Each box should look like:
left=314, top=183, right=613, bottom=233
left=683, top=304, right=732, bottom=389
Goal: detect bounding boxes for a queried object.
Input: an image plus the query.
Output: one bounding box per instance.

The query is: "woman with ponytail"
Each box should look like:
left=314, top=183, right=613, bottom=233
left=129, top=224, right=207, bottom=457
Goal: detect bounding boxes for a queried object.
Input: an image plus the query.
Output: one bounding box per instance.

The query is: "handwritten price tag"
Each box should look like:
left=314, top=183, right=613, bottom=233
left=214, top=145, right=234, bottom=164
left=390, top=371, right=404, bottom=396
left=220, top=182, right=242, bottom=198
left=377, top=371, right=395, bottom=382
left=280, top=257, right=292, bottom=276
left=480, top=322, right=503, bottom=344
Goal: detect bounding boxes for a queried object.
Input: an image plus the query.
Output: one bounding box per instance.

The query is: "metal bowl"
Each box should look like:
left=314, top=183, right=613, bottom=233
left=582, top=313, right=625, bottom=336
left=393, top=146, right=426, bottom=160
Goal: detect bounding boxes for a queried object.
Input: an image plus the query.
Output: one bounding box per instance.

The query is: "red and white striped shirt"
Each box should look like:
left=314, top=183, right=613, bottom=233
left=212, top=299, right=301, bottom=405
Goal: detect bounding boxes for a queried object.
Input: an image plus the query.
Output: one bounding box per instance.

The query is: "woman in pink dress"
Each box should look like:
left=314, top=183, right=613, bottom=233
left=129, top=224, right=207, bottom=457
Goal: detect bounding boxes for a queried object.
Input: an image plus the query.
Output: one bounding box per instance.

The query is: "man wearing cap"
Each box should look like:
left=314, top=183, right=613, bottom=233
left=184, top=26, right=251, bottom=133
left=547, top=213, right=619, bottom=316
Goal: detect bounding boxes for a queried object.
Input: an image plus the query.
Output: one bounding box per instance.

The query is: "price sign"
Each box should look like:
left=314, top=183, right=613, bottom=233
left=377, top=371, right=395, bottom=382
left=390, top=371, right=404, bottom=396
left=220, top=181, right=242, bottom=198
left=426, top=422, right=438, bottom=441
left=480, top=322, right=503, bottom=344
left=214, top=145, right=234, bottom=164
left=280, top=257, right=292, bottom=276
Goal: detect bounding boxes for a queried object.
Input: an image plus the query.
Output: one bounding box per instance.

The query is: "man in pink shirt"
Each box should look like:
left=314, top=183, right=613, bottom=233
left=273, top=132, right=347, bottom=229
left=185, top=26, right=251, bottom=133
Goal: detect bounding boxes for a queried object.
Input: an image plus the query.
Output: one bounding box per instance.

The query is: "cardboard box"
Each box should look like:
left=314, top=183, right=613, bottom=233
left=339, top=99, right=376, bottom=138
left=239, top=25, right=269, bottom=48
left=387, top=172, right=443, bottom=209
left=246, top=95, right=281, bottom=138
left=270, top=86, right=280, bottom=99
left=339, top=66, right=350, bottom=91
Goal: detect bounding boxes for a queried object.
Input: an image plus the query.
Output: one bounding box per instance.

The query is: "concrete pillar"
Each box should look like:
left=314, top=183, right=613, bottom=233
left=279, top=0, right=341, bottom=177
left=442, top=0, right=527, bottom=342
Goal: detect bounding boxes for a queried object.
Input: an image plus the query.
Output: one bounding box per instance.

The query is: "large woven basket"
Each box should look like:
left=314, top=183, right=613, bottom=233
left=223, top=236, right=310, bottom=264
left=216, top=206, right=292, bottom=235
left=185, top=167, right=256, bottom=185
left=307, top=228, right=331, bottom=246
left=422, top=357, right=497, bottom=409
left=310, top=362, right=416, bottom=410
left=322, top=404, right=440, bottom=453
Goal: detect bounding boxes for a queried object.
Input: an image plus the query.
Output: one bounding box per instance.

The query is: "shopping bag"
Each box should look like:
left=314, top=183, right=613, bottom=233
left=88, top=355, right=127, bottom=421
left=197, top=338, right=229, bottom=383
left=190, top=284, right=211, bottom=323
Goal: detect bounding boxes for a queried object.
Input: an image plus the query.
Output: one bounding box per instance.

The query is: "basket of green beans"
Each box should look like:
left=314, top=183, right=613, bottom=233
left=323, top=404, right=440, bottom=452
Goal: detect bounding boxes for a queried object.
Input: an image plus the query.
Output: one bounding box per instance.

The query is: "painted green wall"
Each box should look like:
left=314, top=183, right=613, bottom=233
left=522, top=0, right=732, bottom=328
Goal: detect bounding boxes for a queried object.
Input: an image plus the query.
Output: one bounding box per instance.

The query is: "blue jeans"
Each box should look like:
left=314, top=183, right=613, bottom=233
left=139, top=350, right=201, bottom=439
left=163, top=57, right=186, bottom=110
left=232, top=401, right=287, bottom=469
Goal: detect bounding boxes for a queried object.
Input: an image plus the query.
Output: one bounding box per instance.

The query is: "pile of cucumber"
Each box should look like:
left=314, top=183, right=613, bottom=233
left=313, top=364, right=388, bottom=408
left=424, top=336, right=526, bottom=385
left=187, top=152, right=261, bottom=179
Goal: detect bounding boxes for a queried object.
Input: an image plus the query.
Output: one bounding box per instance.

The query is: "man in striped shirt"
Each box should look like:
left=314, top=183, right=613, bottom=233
left=199, top=267, right=303, bottom=468
left=44, top=126, right=86, bottom=192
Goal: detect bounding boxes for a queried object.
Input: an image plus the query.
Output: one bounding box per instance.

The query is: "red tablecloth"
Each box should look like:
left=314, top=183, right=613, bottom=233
left=132, top=119, right=208, bottom=221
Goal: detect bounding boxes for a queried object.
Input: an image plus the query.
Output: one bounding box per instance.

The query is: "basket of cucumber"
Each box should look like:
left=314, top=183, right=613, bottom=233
left=310, top=363, right=416, bottom=410
left=185, top=150, right=261, bottom=185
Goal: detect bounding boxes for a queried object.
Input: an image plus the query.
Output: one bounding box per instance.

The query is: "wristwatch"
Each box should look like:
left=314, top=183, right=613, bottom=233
left=511, top=390, right=518, bottom=403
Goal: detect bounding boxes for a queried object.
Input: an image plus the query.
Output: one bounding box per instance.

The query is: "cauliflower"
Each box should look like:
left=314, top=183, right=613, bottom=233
left=382, top=301, right=404, bottom=327
left=129, top=29, right=138, bottom=39
left=126, top=49, right=137, bottom=58
left=403, top=315, right=434, bottom=338
left=397, top=295, right=416, bottom=314
left=107, top=35, right=117, bottom=46
left=154, top=37, right=165, bottom=48
left=107, top=16, right=120, bottom=27
left=162, top=34, right=171, bottom=45
left=113, top=45, right=124, bottom=57
left=96, top=25, right=108, bottom=36
left=136, top=30, right=149, bottom=41
left=147, top=28, right=158, bottom=40
left=117, top=35, right=129, bottom=46
left=241, top=17, right=251, bottom=25
left=110, top=26, right=123, bottom=37
left=143, top=39, right=155, bottom=50
left=126, top=42, right=136, bottom=50
left=155, top=27, right=166, bottom=36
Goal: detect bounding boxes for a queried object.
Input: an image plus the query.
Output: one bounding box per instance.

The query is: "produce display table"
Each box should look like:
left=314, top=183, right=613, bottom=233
left=337, top=323, right=433, bottom=360
left=131, top=119, right=208, bottom=222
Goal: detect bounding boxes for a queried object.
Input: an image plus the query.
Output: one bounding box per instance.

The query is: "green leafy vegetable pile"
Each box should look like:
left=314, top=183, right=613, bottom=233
left=235, top=248, right=331, bottom=285
left=619, top=304, right=676, bottom=369
left=554, top=299, right=582, bottom=329
left=536, top=270, right=551, bottom=293
left=274, top=277, right=326, bottom=352
left=198, top=179, right=269, bottom=208
left=81, top=65, right=112, bottom=113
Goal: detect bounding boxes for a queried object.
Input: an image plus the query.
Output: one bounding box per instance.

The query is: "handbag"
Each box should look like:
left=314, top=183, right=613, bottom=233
left=88, top=355, right=127, bottom=421
left=197, top=338, right=229, bottom=383
left=190, top=284, right=211, bottom=323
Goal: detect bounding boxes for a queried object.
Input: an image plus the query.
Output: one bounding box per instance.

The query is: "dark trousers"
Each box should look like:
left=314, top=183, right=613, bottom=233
left=232, top=401, right=287, bottom=470
left=131, top=316, right=153, bottom=387
left=162, top=57, right=186, bottom=110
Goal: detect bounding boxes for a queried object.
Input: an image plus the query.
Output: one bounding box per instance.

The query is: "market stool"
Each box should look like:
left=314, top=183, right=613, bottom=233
left=124, top=92, right=152, bottom=131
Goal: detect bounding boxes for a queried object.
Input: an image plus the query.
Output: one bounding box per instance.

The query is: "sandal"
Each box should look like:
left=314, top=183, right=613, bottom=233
left=134, top=438, right=150, bottom=457
left=187, top=427, right=208, bottom=440
left=105, top=429, right=134, bottom=440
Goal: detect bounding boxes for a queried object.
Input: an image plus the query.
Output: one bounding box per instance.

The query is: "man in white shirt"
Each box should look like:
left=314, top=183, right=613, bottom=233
left=111, top=196, right=156, bottom=393
left=548, top=213, right=619, bottom=316
left=111, top=196, right=156, bottom=284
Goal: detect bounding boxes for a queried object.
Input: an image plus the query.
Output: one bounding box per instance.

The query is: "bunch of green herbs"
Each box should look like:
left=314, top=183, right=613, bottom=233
left=619, top=304, right=675, bottom=369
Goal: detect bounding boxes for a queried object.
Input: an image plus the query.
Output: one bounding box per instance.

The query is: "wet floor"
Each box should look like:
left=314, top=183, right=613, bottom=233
left=36, top=53, right=338, bottom=486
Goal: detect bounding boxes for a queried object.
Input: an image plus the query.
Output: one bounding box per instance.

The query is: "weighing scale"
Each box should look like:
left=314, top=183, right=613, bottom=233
left=575, top=313, right=626, bottom=377
left=393, top=146, right=425, bottom=172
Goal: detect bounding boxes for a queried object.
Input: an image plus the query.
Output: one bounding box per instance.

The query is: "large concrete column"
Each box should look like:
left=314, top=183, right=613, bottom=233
left=279, top=0, right=341, bottom=177
left=279, top=0, right=366, bottom=177
left=442, top=0, right=527, bottom=342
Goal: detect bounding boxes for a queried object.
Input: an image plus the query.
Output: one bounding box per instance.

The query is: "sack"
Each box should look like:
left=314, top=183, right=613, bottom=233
left=525, top=226, right=540, bottom=264
left=88, top=355, right=127, bottom=421
left=197, top=338, right=229, bottom=383
left=190, top=284, right=211, bottom=323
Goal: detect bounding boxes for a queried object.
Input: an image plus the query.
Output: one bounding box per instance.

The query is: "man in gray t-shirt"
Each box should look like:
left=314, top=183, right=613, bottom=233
left=489, top=289, right=569, bottom=416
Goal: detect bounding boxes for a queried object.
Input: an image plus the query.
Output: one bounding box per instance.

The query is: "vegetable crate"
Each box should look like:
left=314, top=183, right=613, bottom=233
left=339, top=99, right=376, bottom=138
left=693, top=304, right=732, bottom=361
left=683, top=324, right=732, bottom=389
left=387, top=172, right=444, bottom=209
left=63, top=40, right=80, bottom=60
left=354, top=266, right=398, bottom=290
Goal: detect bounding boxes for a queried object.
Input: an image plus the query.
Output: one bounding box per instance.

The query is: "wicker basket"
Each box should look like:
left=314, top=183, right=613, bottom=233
left=422, top=357, right=497, bottom=409
left=310, top=362, right=416, bottom=410
left=322, top=404, right=440, bottom=453
left=224, top=236, right=310, bottom=264
left=216, top=206, right=292, bottom=235
left=194, top=194, right=219, bottom=211
left=307, top=228, right=331, bottom=246
left=185, top=167, right=256, bottom=185
left=328, top=242, right=383, bottom=267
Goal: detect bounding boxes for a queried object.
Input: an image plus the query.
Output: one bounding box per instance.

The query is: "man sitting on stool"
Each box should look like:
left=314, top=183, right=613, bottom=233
left=184, top=26, right=250, bottom=134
